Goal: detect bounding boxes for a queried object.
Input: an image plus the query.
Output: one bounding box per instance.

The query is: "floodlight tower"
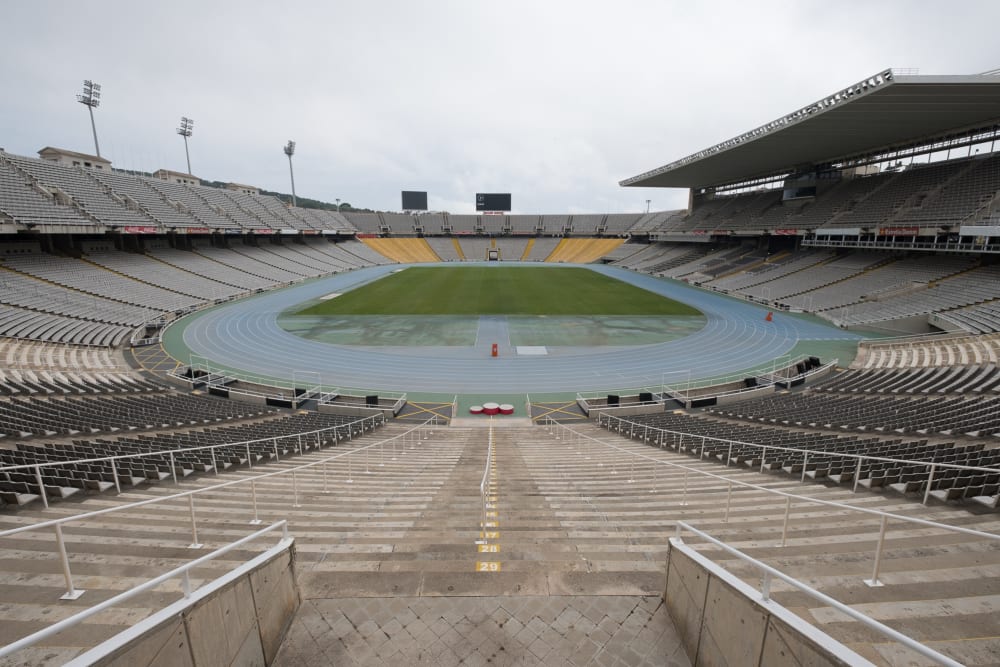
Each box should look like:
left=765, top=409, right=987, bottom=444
left=645, top=199, right=651, bottom=214
left=76, top=80, right=102, bottom=157
left=177, top=117, right=194, bottom=174
left=284, top=140, right=297, bottom=207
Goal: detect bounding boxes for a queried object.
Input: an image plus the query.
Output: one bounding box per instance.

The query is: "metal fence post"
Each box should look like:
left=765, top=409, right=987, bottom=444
left=33, top=465, right=49, bottom=509
left=249, top=479, right=261, bottom=525
left=865, top=515, right=888, bottom=588
left=187, top=495, right=202, bottom=549
left=111, top=458, right=122, bottom=493
left=55, top=524, right=84, bottom=600
left=923, top=464, right=936, bottom=505
left=724, top=481, right=733, bottom=523
left=780, top=496, right=792, bottom=547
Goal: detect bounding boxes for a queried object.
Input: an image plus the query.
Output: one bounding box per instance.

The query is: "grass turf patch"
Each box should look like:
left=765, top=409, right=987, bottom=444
left=293, top=266, right=701, bottom=316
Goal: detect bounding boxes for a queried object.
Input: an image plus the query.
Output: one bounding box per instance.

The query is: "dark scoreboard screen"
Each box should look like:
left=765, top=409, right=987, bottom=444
left=475, top=193, right=511, bottom=212
left=401, top=191, right=428, bottom=211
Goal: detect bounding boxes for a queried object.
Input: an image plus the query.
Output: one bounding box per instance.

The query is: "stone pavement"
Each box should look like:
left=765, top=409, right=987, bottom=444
left=274, top=595, right=690, bottom=666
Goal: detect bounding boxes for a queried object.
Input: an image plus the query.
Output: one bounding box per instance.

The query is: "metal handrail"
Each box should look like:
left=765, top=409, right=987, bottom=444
left=673, top=522, right=962, bottom=667
left=546, top=418, right=1000, bottom=543
left=0, top=416, right=436, bottom=540
left=0, top=520, right=291, bottom=660
left=477, top=419, right=495, bottom=545
left=0, top=414, right=385, bottom=504
left=0, top=415, right=436, bottom=607
left=598, top=412, right=1000, bottom=482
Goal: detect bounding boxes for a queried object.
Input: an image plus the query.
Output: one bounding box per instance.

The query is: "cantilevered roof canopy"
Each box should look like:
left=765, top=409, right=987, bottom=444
left=622, top=69, right=1000, bottom=189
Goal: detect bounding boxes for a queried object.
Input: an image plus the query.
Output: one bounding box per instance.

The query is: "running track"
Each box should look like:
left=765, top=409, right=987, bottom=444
left=173, top=263, right=863, bottom=394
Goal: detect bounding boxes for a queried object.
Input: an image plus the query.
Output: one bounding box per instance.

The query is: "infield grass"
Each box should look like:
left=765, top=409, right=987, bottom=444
left=294, top=266, right=700, bottom=316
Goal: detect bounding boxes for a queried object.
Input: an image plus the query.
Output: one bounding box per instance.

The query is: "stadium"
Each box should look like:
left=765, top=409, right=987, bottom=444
left=2, top=60, right=1000, bottom=666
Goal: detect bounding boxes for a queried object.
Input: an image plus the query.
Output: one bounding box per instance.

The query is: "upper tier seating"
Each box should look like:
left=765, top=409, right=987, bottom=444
left=3, top=154, right=157, bottom=227
left=0, top=158, right=93, bottom=226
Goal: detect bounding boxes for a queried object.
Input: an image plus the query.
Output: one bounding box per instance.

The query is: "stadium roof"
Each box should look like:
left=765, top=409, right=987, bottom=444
left=622, top=68, right=1000, bottom=190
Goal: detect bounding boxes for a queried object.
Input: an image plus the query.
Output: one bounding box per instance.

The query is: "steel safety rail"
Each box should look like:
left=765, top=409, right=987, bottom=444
left=543, top=418, right=1000, bottom=588
left=476, top=420, right=495, bottom=546
left=673, top=521, right=962, bottom=667
left=597, top=411, right=1000, bottom=506
left=0, top=520, right=291, bottom=660
left=0, top=416, right=438, bottom=601
left=0, top=412, right=387, bottom=509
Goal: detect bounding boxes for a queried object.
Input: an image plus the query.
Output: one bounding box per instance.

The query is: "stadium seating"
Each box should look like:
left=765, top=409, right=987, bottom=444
left=360, top=237, right=441, bottom=263
left=0, top=410, right=370, bottom=508
left=545, top=238, right=625, bottom=263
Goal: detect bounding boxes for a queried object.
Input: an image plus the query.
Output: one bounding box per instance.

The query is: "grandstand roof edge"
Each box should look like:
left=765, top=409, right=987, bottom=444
left=622, top=69, right=1000, bottom=190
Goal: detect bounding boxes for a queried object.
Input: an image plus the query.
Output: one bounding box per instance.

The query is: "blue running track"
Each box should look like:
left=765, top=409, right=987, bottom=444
left=173, top=264, right=862, bottom=394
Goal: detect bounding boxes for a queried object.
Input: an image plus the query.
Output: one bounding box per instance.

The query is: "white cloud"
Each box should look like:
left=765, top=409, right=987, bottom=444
left=3, top=0, right=999, bottom=214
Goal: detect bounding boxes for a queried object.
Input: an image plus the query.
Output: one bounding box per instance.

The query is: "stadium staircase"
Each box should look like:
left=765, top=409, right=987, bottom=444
left=520, top=238, right=535, bottom=260
left=2, top=418, right=999, bottom=664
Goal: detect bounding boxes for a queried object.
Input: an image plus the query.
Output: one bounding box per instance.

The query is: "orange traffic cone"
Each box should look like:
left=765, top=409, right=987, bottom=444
left=765, top=312, right=773, bottom=322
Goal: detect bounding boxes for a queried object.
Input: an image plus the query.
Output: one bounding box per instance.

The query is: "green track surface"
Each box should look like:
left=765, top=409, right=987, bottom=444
left=293, top=266, right=701, bottom=316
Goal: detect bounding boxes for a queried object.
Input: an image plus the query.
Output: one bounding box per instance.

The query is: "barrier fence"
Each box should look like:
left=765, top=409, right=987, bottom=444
left=542, top=417, right=1000, bottom=588
left=0, top=416, right=438, bottom=603
left=0, top=412, right=387, bottom=509
left=0, top=520, right=292, bottom=660
left=672, top=522, right=963, bottom=667
left=476, top=420, right=495, bottom=546
left=595, top=412, right=1000, bottom=507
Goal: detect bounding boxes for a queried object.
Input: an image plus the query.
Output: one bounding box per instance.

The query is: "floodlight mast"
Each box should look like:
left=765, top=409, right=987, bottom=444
left=177, top=117, right=194, bottom=175
left=76, top=80, right=102, bottom=158
left=284, top=140, right=297, bottom=207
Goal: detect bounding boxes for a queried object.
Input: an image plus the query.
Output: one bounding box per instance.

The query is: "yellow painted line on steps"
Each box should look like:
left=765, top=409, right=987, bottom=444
left=477, top=419, right=501, bottom=572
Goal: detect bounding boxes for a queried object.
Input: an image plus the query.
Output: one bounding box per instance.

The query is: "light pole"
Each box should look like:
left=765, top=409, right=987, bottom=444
left=645, top=199, right=651, bottom=214
left=284, top=140, right=297, bottom=207
left=77, top=80, right=102, bottom=157
left=335, top=198, right=341, bottom=212
left=177, top=117, right=194, bottom=174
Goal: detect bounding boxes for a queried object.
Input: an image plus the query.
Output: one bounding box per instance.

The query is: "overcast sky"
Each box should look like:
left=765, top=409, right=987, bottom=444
left=3, top=1, right=999, bottom=214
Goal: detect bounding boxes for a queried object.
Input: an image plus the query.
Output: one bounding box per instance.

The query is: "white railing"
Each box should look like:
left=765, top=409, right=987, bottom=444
left=596, top=412, right=1000, bottom=506
left=173, top=358, right=407, bottom=408
left=0, top=416, right=436, bottom=601
left=543, top=418, right=1000, bottom=587
left=0, top=520, right=291, bottom=660
left=574, top=357, right=824, bottom=407
left=672, top=522, right=962, bottom=667
left=0, top=413, right=386, bottom=508
left=476, top=420, right=495, bottom=547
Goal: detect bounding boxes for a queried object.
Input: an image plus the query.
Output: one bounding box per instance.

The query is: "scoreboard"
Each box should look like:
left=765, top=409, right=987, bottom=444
left=475, top=193, right=511, bottom=212
left=401, top=191, right=428, bottom=211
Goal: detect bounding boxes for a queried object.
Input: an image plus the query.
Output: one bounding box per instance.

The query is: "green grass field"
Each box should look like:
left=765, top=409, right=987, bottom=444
left=294, top=266, right=701, bottom=316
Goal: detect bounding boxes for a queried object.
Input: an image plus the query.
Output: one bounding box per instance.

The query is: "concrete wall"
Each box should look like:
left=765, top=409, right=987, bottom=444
left=318, top=402, right=395, bottom=419
left=664, top=539, right=872, bottom=666
left=81, top=543, right=299, bottom=667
